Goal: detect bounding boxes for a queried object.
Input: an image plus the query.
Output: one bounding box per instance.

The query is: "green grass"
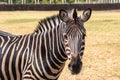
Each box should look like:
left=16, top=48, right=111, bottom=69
left=0, top=10, right=120, bottom=80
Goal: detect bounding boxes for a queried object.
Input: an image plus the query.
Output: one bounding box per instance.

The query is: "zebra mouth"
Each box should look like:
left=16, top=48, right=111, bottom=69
left=71, top=71, right=80, bottom=75
left=68, top=61, right=82, bottom=75
left=68, top=66, right=81, bottom=75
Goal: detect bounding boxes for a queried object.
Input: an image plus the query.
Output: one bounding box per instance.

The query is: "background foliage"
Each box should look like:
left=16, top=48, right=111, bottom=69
left=0, top=0, right=84, bottom=4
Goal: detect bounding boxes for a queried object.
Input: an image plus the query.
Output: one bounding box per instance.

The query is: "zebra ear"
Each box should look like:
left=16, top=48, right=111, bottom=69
left=59, top=9, right=69, bottom=22
left=79, top=8, right=92, bottom=22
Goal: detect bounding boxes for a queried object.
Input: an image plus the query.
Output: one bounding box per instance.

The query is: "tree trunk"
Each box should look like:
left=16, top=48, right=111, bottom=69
left=22, top=0, right=24, bottom=4
left=8, top=0, right=10, bottom=4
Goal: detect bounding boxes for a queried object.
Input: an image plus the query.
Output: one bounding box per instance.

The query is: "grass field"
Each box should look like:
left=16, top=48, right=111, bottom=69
left=0, top=10, right=120, bottom=80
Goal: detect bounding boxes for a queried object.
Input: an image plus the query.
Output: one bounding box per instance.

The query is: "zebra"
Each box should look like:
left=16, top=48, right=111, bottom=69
left=0, top=8, right=92, bottom=80
left=0, top=30, right=16, bottom=37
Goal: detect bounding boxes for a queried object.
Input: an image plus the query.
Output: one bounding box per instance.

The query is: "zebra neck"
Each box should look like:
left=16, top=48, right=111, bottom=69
left=32, top=29, right=68, bottom=79
left=35, top=15, right=61, bottom=33
left=48, top=26, right=68, bottom=63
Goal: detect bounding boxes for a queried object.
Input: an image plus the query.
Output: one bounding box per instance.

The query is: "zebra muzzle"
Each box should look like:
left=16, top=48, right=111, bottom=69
left=68, top=55, right=82, bottom=75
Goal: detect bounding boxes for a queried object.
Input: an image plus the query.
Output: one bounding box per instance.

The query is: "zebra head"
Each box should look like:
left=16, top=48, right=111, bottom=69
left=59, top=8, right=92, bottom=74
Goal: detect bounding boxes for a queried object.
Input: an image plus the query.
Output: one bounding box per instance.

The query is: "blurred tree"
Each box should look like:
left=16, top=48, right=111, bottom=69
left=66, top=0, right=74, bottom=3
left=27, top=0, right=33, bottom=4
left=54, top=0, right=62, bottom=4
left=8, top=0, right=12, bottom=4
left=81, top=0, right=86, bottom=2
left=0, top=0, right=92, bottom=4
left=41, top=0, right=49, bottom=4
left=0, top=0, right=4, bottom=2
left=13, top=0, right=21, bottom=3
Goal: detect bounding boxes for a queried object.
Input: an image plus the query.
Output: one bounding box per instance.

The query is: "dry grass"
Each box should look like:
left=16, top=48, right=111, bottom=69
left=0, top=10, right=120, bottom=80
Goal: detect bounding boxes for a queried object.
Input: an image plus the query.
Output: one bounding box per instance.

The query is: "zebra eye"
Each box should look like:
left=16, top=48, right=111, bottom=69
left=79, top=53, right=83, bottom=59
left=63, top=33, right=68, bottom=40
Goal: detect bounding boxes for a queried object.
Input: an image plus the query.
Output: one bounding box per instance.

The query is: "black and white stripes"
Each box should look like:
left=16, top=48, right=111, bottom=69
left=0, top=8, right=92, bottom=80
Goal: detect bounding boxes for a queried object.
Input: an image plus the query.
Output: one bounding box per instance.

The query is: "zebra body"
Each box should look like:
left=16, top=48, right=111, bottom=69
left=0, top=8, right=92, bottom=80
left=0, top=29, right=67, bottom=79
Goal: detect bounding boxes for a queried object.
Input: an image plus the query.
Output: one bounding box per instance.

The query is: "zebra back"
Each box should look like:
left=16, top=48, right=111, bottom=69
left=0, top=30, right=16, bottom=37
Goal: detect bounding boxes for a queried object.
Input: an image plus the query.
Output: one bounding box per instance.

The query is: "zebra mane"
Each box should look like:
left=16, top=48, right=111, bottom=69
left=35, top=15, right=60, bottom=33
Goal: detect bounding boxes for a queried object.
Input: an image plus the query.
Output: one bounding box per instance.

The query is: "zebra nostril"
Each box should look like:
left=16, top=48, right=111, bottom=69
left=68, top=64, right=73, bottom=71
left=68, top=64, right=70, bottom=68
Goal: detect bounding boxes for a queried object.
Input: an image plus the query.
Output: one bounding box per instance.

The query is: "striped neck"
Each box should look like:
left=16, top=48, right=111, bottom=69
left=43, top=25, right=68, bottom=63
left=35, top=15, right=61, bottom=33
left=31, top=25, right=68, bottom=79
left=31, top=15, right=68, bottom=79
